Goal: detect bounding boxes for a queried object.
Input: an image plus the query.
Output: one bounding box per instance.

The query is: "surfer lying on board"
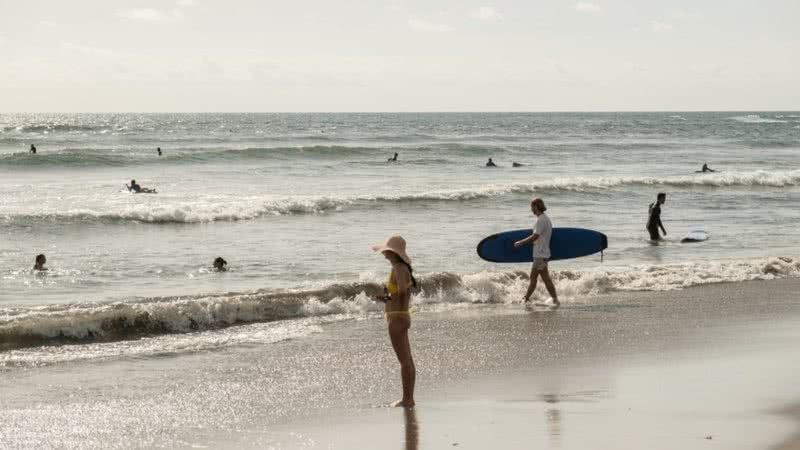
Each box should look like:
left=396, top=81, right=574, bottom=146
left=514, top=197, right=560, bottom=307
left=126, top=179, right=157, bottom=194
left=372, top=235, right=417, bottom=408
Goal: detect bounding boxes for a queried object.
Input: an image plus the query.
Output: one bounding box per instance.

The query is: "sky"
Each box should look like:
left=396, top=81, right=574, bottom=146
left=1, top=0, right=799, bottom=112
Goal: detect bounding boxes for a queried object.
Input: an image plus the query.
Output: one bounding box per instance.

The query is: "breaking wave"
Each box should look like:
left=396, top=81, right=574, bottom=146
left=2, top=170, right=798, bottom=224
left=730, top=114, right=788, bottom=124
left=1, top=256, right=798, bottom=353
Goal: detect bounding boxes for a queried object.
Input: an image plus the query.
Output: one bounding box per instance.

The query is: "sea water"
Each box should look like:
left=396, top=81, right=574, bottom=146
left=1, top=112, right=799, bottom=364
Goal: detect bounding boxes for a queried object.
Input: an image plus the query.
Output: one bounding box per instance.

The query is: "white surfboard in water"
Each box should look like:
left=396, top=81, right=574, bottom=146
left=681, top=229, right=708, bottom=243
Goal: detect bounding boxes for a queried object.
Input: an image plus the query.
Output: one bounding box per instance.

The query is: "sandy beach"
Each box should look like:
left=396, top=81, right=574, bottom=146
left=1, top=277, right=798, bottom=449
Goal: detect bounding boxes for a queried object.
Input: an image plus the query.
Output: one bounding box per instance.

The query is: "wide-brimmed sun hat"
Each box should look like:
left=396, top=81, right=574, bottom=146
left=371, top=235, right=411, bottom=265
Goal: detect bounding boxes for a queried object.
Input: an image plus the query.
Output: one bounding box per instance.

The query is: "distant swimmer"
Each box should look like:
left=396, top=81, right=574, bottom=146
left=647, top=193, right=667, bottom=241
left=157, top=147, right=162, bottom=157
left=29, top=144, right=37, bottom=154
left=486, top=158, right=497, bottom=167
left=700, top=163, right=715, bottom=173
left=388, top=152, right=398, bottom=162
left=213, top=257, right=228, bottom=272
left=126, top=179, right=157, bottom=194
left=512, top=162, right=523, bottom=167
left=33, top=254, right=48, bottom=271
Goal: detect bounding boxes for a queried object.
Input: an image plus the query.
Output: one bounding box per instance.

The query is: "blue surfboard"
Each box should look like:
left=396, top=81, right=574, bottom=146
left=477, top=227, right=608, bottom=263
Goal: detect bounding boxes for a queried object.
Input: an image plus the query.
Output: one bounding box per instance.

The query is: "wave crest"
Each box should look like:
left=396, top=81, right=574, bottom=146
left=2, top=256, right=798, bottom=352
left=730, top=114, right=788, bottom=124
left=2, top=170, right=797, bottom=224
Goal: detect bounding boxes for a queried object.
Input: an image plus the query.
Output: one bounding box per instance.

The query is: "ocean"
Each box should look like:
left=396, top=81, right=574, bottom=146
left=1, top=112, right=799, bottom=366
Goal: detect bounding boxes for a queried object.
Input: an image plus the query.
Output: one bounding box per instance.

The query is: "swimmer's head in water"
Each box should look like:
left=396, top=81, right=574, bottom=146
left=35, top=254, right=46, bottom=265
left=213, top=257, right=227, bottom=270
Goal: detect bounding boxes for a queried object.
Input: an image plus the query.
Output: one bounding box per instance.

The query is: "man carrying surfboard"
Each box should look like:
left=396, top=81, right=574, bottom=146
left=514, top=197, right=560, bottom=307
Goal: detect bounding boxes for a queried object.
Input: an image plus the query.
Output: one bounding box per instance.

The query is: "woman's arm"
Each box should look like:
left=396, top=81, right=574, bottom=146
left=392, top=265, right=411, bottom=297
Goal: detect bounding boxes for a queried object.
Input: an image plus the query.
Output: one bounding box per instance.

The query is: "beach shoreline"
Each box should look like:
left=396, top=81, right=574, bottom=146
left=1, top=277, right=799, bottom=449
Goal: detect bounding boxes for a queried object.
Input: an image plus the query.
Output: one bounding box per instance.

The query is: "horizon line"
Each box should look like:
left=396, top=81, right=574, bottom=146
left=1, top=109, right=798, bottom=114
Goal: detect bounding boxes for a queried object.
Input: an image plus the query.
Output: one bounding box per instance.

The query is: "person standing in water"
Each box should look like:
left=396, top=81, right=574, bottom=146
left=647, top=193, right=667, bottom=241
left=372, top=235, right=417, bottom=407
left=388, top=152, right=398, bottom=162
left=514, top=197, right=559, bottom=306
left=157, top=147, right=162, bottom=157
left=486, top=158, right=497, bottom=167
left=29, top=144, right=37, bottom=154
left=33, top=254, right=48, bottom=271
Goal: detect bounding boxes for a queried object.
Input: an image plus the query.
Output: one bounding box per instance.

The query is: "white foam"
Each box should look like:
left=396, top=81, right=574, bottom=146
left=3, top=170, right=799, bottom=224
left=1, top=256, right=798, bottom=367
left=413, top=256, right=800, bottom=305
left=0, top=316, right=332, bottom=368
left=730, top=114, right=788, bottom=124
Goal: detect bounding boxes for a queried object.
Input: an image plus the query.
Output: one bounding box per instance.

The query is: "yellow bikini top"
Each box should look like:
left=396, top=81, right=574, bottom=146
left=386, top=269, right=413, bottom=295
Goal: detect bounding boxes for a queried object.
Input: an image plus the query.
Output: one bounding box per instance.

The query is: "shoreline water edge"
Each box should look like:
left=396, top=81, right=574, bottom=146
left=1, top=277, right=799, bottom=449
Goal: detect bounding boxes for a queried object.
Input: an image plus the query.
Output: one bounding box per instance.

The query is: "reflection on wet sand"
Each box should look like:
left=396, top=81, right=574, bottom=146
left=542, top=394, right=562, bottom=445
left=404, top=407, right=418, bottom=450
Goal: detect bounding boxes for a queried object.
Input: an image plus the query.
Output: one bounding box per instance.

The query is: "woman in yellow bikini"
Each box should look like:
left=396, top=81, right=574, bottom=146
left=372, top=235, right=417, bottom=408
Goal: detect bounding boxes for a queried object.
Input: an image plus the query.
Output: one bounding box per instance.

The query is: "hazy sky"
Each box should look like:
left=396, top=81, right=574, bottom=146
left=1, top=0, right=798, bottom=112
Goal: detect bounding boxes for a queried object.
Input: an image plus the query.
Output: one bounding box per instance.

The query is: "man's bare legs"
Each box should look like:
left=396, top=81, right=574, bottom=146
left=523, top=267, right=539, bottom=303
left=539, top=268, right=560, bottom=306
left=524, top=266, right=559, bottom=306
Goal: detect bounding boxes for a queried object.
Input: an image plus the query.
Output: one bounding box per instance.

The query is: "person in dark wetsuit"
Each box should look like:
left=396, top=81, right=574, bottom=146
left=157, top=147, right=162, bottom=157
left=30, top=144, right=37, bottom=154
left=647, top=193, right=667, bottom=240
left=127, top=179, right=157, bottom=193
left=701, top=163, right=715, bottom=173
left=128, top=179, right=143, bottom=193
left=486, top=158, right=497, bottom=167
left=388, top=152, right=398, bottom=162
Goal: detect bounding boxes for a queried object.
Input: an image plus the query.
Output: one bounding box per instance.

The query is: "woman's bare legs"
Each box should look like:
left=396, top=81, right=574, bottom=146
left=388, top=318, right=415, bottom=407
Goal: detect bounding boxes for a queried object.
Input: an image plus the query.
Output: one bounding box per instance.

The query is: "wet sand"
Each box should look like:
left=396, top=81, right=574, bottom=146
left=1, top=278, right=799, bottom=449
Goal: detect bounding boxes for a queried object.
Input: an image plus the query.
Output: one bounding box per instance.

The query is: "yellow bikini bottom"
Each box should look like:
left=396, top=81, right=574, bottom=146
left=384, top=310, right=411, bottom=321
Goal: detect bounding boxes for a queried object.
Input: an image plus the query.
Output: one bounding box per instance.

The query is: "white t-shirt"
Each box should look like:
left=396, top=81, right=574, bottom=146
left=532, top=213, right=552, bottom=259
